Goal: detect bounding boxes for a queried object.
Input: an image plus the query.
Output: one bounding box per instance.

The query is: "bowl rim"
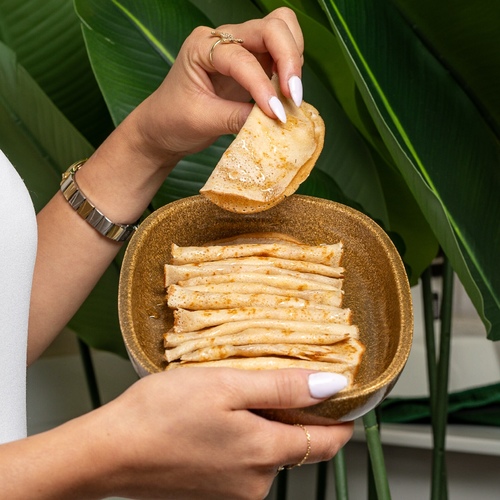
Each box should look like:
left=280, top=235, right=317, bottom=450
left=119, top=194, right=414, bottom=407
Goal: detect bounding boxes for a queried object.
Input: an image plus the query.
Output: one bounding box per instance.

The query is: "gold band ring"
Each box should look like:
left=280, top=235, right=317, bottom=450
left=209, top=29, right=244, bottom=68
left=277, top=424, right=312, bottom=473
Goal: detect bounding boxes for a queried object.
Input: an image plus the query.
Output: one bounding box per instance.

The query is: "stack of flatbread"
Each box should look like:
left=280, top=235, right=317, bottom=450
left=163, top=233, right=364, bottom=388
left=200, top=74, right=325, bottom=213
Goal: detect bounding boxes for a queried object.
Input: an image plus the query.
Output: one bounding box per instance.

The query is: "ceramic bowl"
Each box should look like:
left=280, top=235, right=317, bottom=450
left=118, top=195, right=413, bottom=423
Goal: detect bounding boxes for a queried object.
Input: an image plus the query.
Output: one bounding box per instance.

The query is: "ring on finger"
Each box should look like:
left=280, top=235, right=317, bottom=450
left=277, top=424, right=312, bottom=473
left=209, top=29, right=244, bottom=68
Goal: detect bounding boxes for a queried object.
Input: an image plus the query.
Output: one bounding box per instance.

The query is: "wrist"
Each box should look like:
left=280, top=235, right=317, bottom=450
left=52, top=407, right=132, bottom=499
left=72, top=116, right=177, bottom=226
left=122, top=99, right=186, bottom=171
left=61, top=160, right=139, bottom=242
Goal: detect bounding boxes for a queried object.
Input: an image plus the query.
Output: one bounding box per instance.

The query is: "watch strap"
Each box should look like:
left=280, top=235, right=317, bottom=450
left=60, top=160, right=138, bottom=242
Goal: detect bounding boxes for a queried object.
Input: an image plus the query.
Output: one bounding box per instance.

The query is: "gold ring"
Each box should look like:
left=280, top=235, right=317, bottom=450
left=209, top=29, right=244, bottom=68
left=277, top=424, right=311, bottom=473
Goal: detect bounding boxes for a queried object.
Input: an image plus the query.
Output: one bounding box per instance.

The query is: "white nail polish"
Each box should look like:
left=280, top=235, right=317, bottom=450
left=308, top=372, right=348, bottom=399
left=269, top=96, right=287, bottom=123
left=288, top=75, right=303, bottom=107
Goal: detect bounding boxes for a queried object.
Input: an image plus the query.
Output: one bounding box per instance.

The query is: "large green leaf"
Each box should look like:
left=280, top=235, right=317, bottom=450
left=0, top=42, right=94, bottom=205
left=320, top=0, right=500, bottom=339
left=394, top=0, right=500, bottom=137
left=300, top=60, right=438, bottom=281
left=151, top=135, right=234, bottom=208
left=75, top=0, right=210, bottom=125
left=0, top=41, right=126, bottom=356
left=0, top=0, right=113, bottom=146
left=189, top=0, right=263, bottom=24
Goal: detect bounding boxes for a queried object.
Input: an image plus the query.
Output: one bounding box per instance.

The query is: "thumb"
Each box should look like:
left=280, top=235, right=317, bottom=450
left=199, top=97, right=254, bottom=136
left=229, top=369, right=348, bottom=411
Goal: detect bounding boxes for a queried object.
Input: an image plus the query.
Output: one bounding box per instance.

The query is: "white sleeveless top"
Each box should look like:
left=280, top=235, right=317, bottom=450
left=0, top=150, right=38, bottom=443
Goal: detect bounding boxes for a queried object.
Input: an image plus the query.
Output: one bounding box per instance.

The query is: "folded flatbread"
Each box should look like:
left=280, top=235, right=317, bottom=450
left=166, top=357, right=355, bottom=385
left=177, top=272, right=343, bottom=291
left=173, top=305, right=351, bottom=333
left=164, top=328, right=352, bottom=362
left=167, top=285, right=343, bottom=310
left=178, top=338, right=365, bottom=365
left=166, top=319, right=359, bottom=345
left=164, top=257, right=343, bottom=287
left=172, top=282, right=343, bottom=307
left=200, top=75, right=325, bottom=213
left=171, top=241, right=343, bottom=266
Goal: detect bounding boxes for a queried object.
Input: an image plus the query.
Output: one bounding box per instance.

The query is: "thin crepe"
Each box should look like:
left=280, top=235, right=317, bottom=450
left=171, top=241, right=343, bottom=266
left=164, top=257, right=344, bottom=286
left=200, top=75, right=325, bottom=213
left=166, top=285, right=343, bottom=310
left=164, top=328, right=352, bottom=362
left=175, top=282, right=343, bottom=306
left=177, top=272, right=343, bottom=291
left=166, top=319, right=359, bottom=345
left=173, top=306, right=351, bottom=333
left=166, top=357, right=355, bottom=385
left=178, top=338, right=365, bottom=365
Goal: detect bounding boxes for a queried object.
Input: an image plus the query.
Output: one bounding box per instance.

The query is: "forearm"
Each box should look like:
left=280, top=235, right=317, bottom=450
left=28, top=109, right=179, bottom=363
left=0, top=412, right=116, bottom=499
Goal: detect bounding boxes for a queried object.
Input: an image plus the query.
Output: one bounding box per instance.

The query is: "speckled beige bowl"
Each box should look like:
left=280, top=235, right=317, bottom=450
left=118, top=195, right=413, bottom=424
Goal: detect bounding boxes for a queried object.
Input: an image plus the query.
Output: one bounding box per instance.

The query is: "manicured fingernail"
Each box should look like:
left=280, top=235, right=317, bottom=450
left=308, top=372, right=348, bottom=399
left=288, top=75, right=303, bottom=107
left=269, top=96, right=287, bottom=123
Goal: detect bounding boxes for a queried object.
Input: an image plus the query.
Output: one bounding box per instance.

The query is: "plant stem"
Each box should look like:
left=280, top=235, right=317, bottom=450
left=430, top=258, right=453, bottom=500
left=367, top=446, right=376, bottom=500
left=333, top=447, right=349, bottom=500
left=363, top=410, right=391, bottom=499
left=77, top=338, right=101, bottom=409
left=275, top=468, right=287, bottom=500
left=316, top=461, right=328, bottom=500
left=421, top=268, right=437, bottom=416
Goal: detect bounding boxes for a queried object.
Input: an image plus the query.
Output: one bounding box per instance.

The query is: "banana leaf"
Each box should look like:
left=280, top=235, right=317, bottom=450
left=393, top=0, right=500, bottom=137
left=319, top=0, right=500, bottom=339
left=0, top=41, right=126, bottom=356
left=0, top=0, right=113, bottom=146
left=72, top=0, right=498, bottom=344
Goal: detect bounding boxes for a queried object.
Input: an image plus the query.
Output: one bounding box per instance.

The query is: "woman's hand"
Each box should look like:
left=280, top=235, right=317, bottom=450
left=86, top=368, right=352, bottom=500
left=1, top=369, right=351, bottom=499
left=128, top=7, right=304, bottom=168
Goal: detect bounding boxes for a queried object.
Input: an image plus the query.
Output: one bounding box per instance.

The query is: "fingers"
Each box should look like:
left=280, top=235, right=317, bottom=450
left=223, top=368, right=348, bottom=411
left=272, top=420, right=354, bottom=469
left=206, top=7, right=304, bottom=119
left=219, top=366, right=352, bottom=472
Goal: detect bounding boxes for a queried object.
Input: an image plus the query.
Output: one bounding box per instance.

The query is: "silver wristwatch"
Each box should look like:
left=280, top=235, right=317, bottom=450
left=60, top=160, right=138, bottom=242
